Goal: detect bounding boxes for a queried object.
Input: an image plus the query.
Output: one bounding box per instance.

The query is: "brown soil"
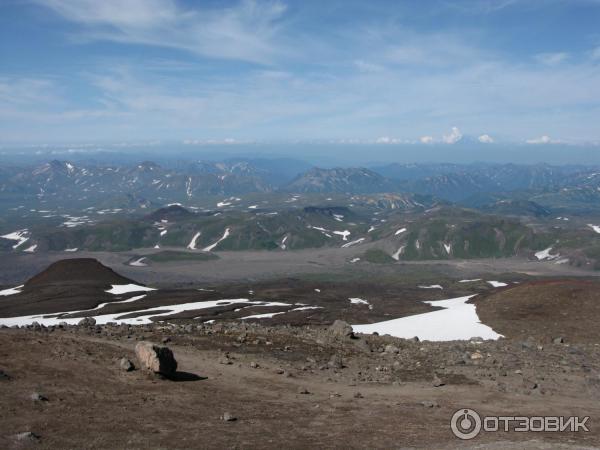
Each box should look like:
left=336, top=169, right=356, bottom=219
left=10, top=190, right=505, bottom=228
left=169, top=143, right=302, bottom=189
left=476, top=280, right=600, bottom=343
left=1, top=322, right=600, bottom=449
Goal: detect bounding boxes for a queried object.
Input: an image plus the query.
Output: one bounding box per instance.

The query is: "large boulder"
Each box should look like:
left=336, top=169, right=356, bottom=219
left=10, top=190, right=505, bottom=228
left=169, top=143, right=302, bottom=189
left=135, top=342, right=177, bottom=376
left=329, top=320, right=354, bottom=339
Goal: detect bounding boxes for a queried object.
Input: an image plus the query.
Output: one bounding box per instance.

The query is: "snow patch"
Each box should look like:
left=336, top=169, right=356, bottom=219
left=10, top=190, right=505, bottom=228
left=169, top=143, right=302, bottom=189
left=203, top=228, right=230, bottom=252
left=0, top=285, right=24, bottom=296
left=1, top=229, right=30, bottom=249
left=392, top=246, right=405, bottom=261
left=587, top=224, right=600, bottom=234
left=352, top=295, right=502, bottom=341
left=342, top=237, right=365, bottom=248
left=129, top=257, right=147, bottom=267
left=333, top=230, right=351, bottom=241
left=187, top=231, right=201, bottom=250
left=105, top=284, right=156, bottom=295
left=535, top=247, right=559, bottom=261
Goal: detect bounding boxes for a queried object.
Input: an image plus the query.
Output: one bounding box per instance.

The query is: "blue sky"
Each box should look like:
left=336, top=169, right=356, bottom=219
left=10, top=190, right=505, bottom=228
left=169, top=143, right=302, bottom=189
left=1, top=0, right=600, bottom=147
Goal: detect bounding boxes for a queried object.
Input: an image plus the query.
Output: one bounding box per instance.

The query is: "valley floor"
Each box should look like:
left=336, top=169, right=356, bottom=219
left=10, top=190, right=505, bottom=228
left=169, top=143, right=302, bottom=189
left=1, top=248, right=597, bottom=286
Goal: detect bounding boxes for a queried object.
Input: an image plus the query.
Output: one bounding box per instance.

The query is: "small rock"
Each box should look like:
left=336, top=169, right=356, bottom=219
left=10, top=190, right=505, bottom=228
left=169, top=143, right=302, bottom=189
left=552, top=337, right=565, bottom=344
left=432, top=375, right=445, bottom=387
left=250, top=361, right=259, bottom=369
left=77, top=317, right=96, bottom=327
left=353, top=338, right=371, bottom=353
left=353, top=392, right=364, bottom=399
left=329, top=320, right=354, bottom=339
left=135, top=341, right=177, bottom=376
left=221, top=412, right=237, bottom=422
left=328, top=354, right=344, bottom=369
left=384, top=344, right=399, bottom=354
left=119, top=358, right=135, bottom=372
left=274, top=368, right=285, bottom=374
left=0, top=369, right=11, bottom=381
left=297, top=387, right=310, bottom=394
left=420, top=400, right=440, bottom=408
left=13, top=431, right=40, bottom=442
left=470, top=351, right=483, bottom=360
left=162, top=337, right=171, bottom=344
left=30, top=392, right=48, bottom=402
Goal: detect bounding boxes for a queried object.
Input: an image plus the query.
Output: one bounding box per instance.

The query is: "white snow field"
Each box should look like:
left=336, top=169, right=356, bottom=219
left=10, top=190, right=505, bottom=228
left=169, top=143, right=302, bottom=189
left=0, top=299, right=292, bottom=327
left=352, top=295, right=502, bottom=341
left=105, top=284, right=157, bottom=295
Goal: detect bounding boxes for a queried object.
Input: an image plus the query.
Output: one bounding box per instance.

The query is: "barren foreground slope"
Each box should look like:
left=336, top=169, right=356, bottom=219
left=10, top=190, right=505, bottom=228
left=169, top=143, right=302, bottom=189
left=1, top=317, right=600, bottom=449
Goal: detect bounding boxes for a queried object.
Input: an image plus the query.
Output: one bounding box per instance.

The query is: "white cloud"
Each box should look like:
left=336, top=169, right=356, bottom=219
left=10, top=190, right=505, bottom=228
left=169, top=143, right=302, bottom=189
left=420, top=136, right=434, bottom=144
left=478, top=134, right=494, bottom=143
left=442, top=127, right=463, bottom=144
left=535, top=52, right=568, bottom=66
left=375, top=136, right=401, bottom=144
left=525, top=135, right=558, bottom=144
left=36, top=0, right=287, bottom=64
left=354, top=60, right=384, bottom=73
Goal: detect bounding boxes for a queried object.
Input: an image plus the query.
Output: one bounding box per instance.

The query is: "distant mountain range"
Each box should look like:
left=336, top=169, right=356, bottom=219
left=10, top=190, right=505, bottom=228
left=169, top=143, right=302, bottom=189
left=1, top=159, right=600, bottom=213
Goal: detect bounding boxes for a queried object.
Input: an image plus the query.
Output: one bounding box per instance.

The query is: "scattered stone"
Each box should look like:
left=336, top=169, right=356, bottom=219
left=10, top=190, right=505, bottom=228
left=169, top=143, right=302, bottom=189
left=328, top=354, right=344, bottom=369
left=274, top=368, right=285, bottom=374
left=0, top=369, right=11, bottom=381
left=119, top=357, right=135, bottom=372
left=353, top=392, right=364, bottom=399
left=432, top=375, right=445, bottom=387
left=162, top=337, right=171, bottom=344
left=297, top=387, right=310, bottom=394
left=13, top=431, right=40, bottom=442
left=77, top=317, right=96, bottom=327
left=250, top=361, right=259, bottom=369
left=134, top=341, right=177, bottom=376
left=420, top=400, right=440, bottom=408
left=384, top=344, right=399, bottom=354
left=329, top=320, right=354, bottom=339
left=353, top=338, right=371, bottom=353
left=219, top=356, right=233, bottom=365
left=30, top=392, right=48, bottom=402
left=552, top=337, right=565, bottom=344
left=221, top=412, right=237, bottom=422
left=470, top=351, right=483, bottom=360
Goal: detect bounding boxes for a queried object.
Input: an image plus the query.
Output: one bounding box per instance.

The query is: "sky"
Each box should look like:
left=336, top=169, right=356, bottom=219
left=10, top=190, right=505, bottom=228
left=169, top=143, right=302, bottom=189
left=1, top=0, right=600, bottom=151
